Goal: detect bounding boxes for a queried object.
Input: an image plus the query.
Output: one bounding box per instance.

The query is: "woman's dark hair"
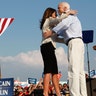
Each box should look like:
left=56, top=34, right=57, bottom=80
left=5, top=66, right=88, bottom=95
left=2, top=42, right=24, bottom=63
left=40, top=7, right=57, bottom=30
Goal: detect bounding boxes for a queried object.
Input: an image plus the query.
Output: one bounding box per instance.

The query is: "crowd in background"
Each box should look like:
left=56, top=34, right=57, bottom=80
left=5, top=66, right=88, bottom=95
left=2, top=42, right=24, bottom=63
left=14, top=78, right=70, bottom=96
left=13, top=73, right=93, bottom=96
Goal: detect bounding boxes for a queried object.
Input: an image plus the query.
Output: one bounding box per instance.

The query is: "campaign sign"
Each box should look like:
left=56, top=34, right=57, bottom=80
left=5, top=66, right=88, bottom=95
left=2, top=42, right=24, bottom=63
left=28, top=78, right=37, bottom=84
left=90, top=70, right=95, bottom=77
left=82, top=30, right=94, bottom=43
left=0, top=78, right=14, bottom=96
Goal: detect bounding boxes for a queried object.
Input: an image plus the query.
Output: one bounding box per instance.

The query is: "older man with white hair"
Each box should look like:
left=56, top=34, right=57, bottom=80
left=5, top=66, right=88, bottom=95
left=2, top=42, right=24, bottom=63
left=52, top=2, right=88, bottom=96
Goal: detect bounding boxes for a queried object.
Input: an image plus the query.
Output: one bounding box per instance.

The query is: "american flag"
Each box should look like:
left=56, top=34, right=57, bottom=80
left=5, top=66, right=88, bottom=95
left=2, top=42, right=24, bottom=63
left=0, top=18, right=14, bottom=36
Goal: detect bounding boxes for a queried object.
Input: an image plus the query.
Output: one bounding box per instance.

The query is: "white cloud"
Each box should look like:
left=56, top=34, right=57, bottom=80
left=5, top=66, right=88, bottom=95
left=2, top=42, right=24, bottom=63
left=0, top=47, right=94, bottom=81
left=0, top=47, right=69, bottom=81
left=0, top=47, right=68, bottom=66
left=55, top=47, right=68, bottom=65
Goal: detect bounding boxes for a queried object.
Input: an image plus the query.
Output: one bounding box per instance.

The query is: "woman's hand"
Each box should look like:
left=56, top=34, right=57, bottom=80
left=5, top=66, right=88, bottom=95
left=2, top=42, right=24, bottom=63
left=43, top=30, right=53, bottom=39
left=67, top=10, right=78, bottom=15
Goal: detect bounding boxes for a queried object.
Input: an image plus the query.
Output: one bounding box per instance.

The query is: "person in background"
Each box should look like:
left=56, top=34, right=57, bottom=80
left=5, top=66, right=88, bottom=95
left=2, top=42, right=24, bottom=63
left=52, top=2, right=88, bottom=96
left=40, top=7, right=77, bottom=96
left=62, top=83, right=69, bottom=96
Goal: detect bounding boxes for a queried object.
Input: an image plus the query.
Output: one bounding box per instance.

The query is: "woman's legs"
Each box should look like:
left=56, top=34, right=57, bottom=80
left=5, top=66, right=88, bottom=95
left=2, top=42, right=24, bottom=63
left=52, top=74, right=61, bottom=96
left=43, top=73, right=50, bottom=96
left=43, top=73, right=61, bottom=96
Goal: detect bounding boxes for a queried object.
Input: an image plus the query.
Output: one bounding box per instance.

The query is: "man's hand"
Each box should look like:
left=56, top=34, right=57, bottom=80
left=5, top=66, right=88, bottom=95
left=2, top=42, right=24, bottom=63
left=43, top=30, right=53, bottom=39
left=67, top=10, right=78, bottom=15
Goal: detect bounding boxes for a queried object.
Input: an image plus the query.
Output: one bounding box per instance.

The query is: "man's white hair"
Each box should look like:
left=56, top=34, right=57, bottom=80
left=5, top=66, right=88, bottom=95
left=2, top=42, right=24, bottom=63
left=59, top=2, right=70, bottom=10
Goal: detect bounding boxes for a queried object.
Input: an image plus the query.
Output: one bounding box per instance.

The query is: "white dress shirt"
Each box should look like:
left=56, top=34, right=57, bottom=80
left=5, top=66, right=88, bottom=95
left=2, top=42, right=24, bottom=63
left=52, top=15, right=82, bottom=44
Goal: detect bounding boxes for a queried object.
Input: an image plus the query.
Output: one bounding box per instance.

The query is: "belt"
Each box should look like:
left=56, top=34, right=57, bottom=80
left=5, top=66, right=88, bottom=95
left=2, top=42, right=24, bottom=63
left=66, top=37, right=82, bottom=45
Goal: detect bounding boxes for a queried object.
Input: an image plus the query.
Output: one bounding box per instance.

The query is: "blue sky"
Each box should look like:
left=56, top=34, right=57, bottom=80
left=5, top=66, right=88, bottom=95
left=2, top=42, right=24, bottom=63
left=0, top=0, right=96, bottom=81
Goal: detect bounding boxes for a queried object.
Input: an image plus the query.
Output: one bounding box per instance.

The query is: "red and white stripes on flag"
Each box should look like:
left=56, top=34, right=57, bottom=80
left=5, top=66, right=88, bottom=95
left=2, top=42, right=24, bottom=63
left=0, top=18, right=14, bottom=36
